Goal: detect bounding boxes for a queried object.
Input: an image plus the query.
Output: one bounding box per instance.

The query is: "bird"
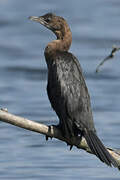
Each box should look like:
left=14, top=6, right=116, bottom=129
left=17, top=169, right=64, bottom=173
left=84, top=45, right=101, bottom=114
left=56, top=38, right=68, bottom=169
left=29, top=13, right=119, bottom=169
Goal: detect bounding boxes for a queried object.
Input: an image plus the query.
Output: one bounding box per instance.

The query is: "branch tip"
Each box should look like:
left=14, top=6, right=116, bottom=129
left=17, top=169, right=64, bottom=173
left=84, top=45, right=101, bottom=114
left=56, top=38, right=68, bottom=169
left=96, top=45, right=120, bottom=73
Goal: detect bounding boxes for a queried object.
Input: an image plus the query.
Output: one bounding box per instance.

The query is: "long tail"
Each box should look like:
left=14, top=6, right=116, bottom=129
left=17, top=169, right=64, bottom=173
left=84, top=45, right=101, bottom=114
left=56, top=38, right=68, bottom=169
left=84, top=129, right=119, bottom=169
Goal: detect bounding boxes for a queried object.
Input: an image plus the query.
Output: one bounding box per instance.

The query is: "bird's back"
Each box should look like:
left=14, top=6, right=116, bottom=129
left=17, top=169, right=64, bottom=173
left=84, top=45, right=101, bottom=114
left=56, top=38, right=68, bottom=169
left=46, top=51, right=96, bottom=137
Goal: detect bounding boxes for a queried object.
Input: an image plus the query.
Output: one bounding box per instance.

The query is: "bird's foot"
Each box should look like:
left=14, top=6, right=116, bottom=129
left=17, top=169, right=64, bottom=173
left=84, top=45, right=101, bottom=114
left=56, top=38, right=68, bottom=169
left=45, top=124, right=62, bottom=141
left=70, top=145, right=73, bottom=150
left=67, top=134, right=83, bottom=151
left=45, top=125, right=53, bottom=141
left=46, top=124, right=61, bottom=141
left=66, top=142, right=73, bottom=150
left=46, top=135, right=51, bottom=141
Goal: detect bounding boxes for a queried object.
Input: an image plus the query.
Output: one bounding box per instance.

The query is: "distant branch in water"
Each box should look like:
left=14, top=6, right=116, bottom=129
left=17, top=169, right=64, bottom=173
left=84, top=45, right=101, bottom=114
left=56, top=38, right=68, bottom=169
left=96, top=45, right=120, bottom=73
left=0, top=108, right=120, bottom=169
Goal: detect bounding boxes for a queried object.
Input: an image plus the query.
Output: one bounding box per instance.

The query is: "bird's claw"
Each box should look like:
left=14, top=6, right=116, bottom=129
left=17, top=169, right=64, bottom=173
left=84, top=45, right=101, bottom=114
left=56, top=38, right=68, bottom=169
left=70, top=145, right=73, bottom=150
left=46, top=135, right=49, bottom=141
left=66, top=142, right=73, bottom=150
left=45, top=135, right=52, bottom=141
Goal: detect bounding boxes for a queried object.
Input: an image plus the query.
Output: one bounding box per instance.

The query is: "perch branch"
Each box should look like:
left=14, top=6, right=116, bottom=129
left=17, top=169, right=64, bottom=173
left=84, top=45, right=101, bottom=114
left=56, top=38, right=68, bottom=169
left=0, top=109, right=120, bottom=166
left=96, top=45, right=120, bottom=73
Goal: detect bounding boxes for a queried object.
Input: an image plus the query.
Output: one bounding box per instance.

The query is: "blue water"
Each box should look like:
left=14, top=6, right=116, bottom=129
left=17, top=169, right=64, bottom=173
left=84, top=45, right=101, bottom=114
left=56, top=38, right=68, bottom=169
left=0, top=0, right=120, bottom=179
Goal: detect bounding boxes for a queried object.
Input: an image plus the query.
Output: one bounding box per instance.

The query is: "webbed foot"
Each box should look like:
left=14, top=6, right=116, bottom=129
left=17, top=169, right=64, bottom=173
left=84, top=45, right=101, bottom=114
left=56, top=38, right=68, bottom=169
left=45, top=134, right=53, bottom=141
left=45, top=125, right=57, bottom=141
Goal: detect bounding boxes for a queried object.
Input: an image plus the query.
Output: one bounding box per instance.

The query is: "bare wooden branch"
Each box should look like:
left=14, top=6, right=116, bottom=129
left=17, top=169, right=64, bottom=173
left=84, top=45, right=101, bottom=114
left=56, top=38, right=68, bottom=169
left=96, top=45, right=120, bottom=73
left=0, top=109, right=120, bottom=167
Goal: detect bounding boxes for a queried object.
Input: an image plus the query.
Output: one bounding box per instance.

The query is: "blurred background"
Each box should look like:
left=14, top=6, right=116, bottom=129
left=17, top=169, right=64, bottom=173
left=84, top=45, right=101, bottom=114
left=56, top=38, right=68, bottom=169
left=0, top=0, right=120, bottom=179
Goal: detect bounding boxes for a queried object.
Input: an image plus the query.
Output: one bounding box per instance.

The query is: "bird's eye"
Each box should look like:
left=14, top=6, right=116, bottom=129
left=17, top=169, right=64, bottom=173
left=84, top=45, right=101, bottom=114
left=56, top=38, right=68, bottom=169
left=45, top=17, right=51, bottom=23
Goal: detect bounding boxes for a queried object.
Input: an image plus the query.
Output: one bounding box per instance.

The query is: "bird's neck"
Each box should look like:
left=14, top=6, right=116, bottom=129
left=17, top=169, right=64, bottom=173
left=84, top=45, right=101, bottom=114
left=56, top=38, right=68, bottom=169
left=44, top=28, right=72, bottom=58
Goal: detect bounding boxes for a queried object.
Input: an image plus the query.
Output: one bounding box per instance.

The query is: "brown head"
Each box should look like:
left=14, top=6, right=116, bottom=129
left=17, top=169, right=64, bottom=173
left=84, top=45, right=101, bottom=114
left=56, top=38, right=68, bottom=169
left=29, top=13, right=72, bottom=57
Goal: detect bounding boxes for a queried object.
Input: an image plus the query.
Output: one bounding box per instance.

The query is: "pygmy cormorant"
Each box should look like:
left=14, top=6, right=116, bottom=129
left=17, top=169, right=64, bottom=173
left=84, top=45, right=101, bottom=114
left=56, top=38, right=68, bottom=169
left=29, top=13, right=119, bottom=169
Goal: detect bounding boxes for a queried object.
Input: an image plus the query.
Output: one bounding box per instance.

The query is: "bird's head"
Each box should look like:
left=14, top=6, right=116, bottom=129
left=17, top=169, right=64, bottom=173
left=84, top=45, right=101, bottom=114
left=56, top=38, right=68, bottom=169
left=29, top=13, right=71, bottom=40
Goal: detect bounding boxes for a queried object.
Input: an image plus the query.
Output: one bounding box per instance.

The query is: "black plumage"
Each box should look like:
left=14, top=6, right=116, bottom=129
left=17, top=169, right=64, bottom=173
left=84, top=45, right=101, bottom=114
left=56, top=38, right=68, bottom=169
left=29, top=13, right=119, bottom=169
left=46, top=51, right=96, bottom=137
